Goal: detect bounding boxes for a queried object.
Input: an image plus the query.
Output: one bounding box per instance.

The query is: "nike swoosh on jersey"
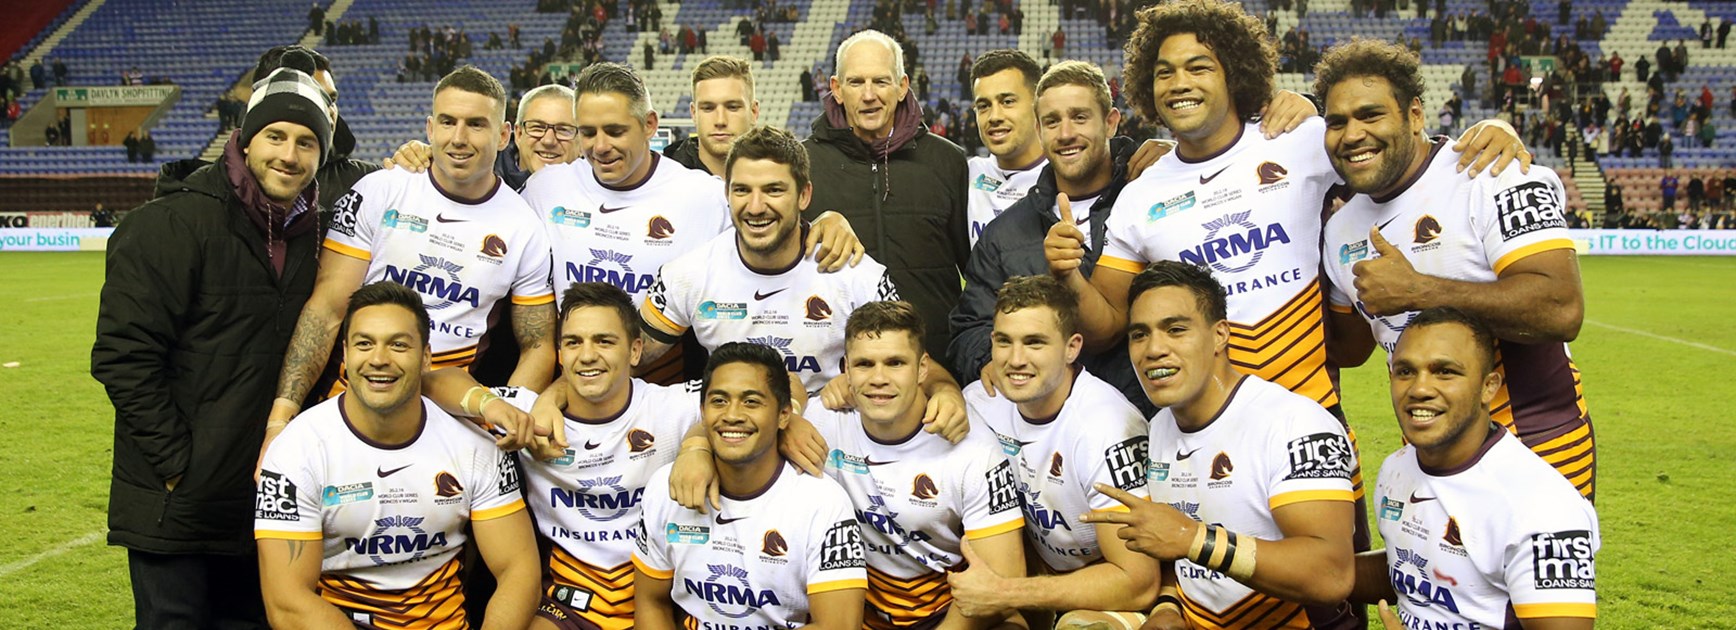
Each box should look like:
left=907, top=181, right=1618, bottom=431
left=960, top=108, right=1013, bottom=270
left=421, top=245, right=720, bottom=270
left=864, top=456, right=898, bottom=466
left=435, top=213, right=469, bottom=223
left=1199, top=166, right=1230, bottom=184
left=754, top=288, right=789, bottom=300
left=716, top=515, right=749, bottom=524
left=584, top=440, right=603, bottom=450
left=1176, top=447, right=1202, bottom=460
left=1408, top=492, right=1436, bottom=503
left=377, top=464, right=413, bottom=477
left=1377, top=216, right=1400, bottom=231
left=598, top=204, right=630, bottom=214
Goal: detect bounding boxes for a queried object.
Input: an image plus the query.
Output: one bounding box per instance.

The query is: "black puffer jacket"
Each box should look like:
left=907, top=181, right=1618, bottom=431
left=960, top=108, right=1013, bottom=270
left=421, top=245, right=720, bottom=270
left=92, top=156, right=319, bottom=555
left=947, top=137, right=1155, bottom=416
left=661, top=133, right=714, bottom=175
left=802, top=92, right=970, bottom=368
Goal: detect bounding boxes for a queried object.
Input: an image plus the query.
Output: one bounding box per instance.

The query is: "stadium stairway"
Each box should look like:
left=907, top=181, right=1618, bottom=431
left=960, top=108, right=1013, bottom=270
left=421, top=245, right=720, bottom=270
left=14, top=0, right=103, bottom=67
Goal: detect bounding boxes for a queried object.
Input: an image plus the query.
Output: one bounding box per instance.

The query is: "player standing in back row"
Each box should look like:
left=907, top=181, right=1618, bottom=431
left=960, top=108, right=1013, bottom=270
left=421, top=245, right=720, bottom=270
left=1314, top=39, right=1595, bottom=500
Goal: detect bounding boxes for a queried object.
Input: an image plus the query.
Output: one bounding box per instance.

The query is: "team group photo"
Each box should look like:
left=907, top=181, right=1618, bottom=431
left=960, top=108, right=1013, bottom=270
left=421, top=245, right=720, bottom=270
left=1, top=0, right=1733, bottom=627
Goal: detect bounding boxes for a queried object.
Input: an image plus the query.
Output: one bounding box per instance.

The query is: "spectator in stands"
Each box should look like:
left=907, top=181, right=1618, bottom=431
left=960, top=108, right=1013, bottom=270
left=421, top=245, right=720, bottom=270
left=1659, top=132, right=1674, bottom=169
left=1709, top=174, right=1725, bottom=213
left=57, top=109, right=71, bottom=145
left=29, top=59, right=45, bottom=89
left=308, top=2, right=325, bottom=35
left=1688, top=174, right=1706, bottom=212
left=807, top=29, right=969, bottom=367
left=91, top=202, right=114, bottom=228
left=124, top=130, right=139, bottom=162
left=1675, top=40, right=1690, bottom=77
left=1605, top=177, right=1624, bottom=218
left=1720, top=18, right=1732, bottom=49
left=1636, top=55, right=1650, bottom=83
left=1662, top=171, right=1680, bottom=211
left=1051, top=26, right=1066, bottom=59
left=93, top=52, right=331, bottom=630
left=768, top=31, right=780, bottom=62
left=51, top=57, right=67, bottom=86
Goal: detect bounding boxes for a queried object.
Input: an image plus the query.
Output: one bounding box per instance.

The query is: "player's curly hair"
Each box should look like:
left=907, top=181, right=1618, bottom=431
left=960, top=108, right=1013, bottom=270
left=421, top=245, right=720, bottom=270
left=1122, top=0, right=1276, bottom=127
left=1313, top=37, right=1427, bottom=109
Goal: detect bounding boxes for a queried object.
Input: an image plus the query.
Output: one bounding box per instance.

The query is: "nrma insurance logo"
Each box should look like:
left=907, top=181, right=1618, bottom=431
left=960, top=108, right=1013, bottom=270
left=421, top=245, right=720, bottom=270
left=748, top=335, right=822, bottom=374
left=344, top=515, right=449, bottom=566
left=549, top=475, right=644, bottom=522
left=683, top=563, right=780, bottom=618
left=1180, top=211, right=1292, bottom=274
left=384, top=255, right=479, bottom=310
left=567, top=248, right=654, bottom=294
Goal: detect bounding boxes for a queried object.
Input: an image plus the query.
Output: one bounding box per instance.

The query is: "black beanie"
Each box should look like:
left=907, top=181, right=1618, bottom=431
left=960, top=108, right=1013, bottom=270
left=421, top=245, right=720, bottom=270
left=240, top=49, right=334, bottom=165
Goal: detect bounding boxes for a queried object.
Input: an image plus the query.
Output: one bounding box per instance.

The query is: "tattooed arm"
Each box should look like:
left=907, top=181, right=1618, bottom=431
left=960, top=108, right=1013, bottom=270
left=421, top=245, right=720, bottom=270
left=259, top=252, right=370, bottom=476
left=257, top=538, right=351, bottom=628
left=507, top=302, right=557, bottom=391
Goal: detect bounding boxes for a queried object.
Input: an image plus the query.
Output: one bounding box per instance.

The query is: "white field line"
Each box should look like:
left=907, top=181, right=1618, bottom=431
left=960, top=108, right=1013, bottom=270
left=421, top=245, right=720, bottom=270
left=0, top=530, right=106, bottom=578
left=1585, top=319, right=1736, bottom=357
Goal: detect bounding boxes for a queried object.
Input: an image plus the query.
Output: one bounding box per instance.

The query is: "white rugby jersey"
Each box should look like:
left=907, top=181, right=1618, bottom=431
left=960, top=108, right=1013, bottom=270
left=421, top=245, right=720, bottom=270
left=1375, top=428, right=1598, bottom=627
left=633, top=462, right=869, bottom=628
left=1322, top=141, right=1591, bottom=486
left=1101, top=119, right=1341, bottom=408
left=490, top=381, right=701, bottom=628
left=255, top=395, right=525, bottom=629
left=967, top=154, right=1047, bottom=248
left=965, top=368, right=1149, bottom=572
left=642, top=229, right=900, bottom=394
left=804, top=402, right=1025, bottom=626
left=326, top=169, right=554, bottom=366
left=520, top=154, right=731, bottom=306
left=1145, top=376, right=1357, bottom=629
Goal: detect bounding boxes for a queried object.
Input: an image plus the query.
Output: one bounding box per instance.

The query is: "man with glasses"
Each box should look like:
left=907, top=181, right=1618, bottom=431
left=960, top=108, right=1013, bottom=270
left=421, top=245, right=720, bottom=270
left=389, top=83, right=581, bottom=191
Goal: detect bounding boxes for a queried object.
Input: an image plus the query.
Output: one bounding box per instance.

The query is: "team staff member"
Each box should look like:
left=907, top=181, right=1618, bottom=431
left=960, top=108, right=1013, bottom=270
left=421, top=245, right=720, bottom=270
left=1352, top=308, right=1598, bottom=629
left=268, top=66, right=557, bottom=453
left=951, top=276, right=1158, bottom=629
left=805, top=30, right=970, bottom=367
left=1315, top=39, right=1595, bottom=500
left=633, top=343, right=869, bottom=630
left=256, top=283, right=539, bottom=629
left=1085, top=261, right=1360, bottom=630
left=94, top=53, right=333, bottom=628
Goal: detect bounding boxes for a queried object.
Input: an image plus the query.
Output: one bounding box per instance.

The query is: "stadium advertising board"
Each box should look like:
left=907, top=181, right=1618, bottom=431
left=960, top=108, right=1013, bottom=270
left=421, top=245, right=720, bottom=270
left=52, top=85, right=177, bottom=107
left=0, top=228, right=113, bottom=251
left=1569, top=229, right=1736, bottom=256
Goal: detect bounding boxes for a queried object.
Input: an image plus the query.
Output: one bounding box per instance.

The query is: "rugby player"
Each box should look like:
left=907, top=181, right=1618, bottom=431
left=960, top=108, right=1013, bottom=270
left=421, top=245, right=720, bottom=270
left=638, top=126, right=904, bottom=396
left=267, top=65, right=556, bottom=452
left=966, top=50, right=1048, bottom=248
left=518, top=63, right=863, bottom=385
left=633, top=343, right=869, bottom=629
left=1054, top=0, right=1529, bottom=411
left=1314, top=39, right=1596, bottom=500
left=1083, top=261, right=1360, bottom=629
left=799, top=301, right=1028, bottom=630
left=951, top=276, right=1157, bottom=629
left=1351, top=308, right=1598, bottom=630
left=388, top=83, right=582, bottom=190
left=423, top=282, right=704, bottom=629
left=256, top=282, right=539, bottom=629
left=664, top=55, right=759, bottom=178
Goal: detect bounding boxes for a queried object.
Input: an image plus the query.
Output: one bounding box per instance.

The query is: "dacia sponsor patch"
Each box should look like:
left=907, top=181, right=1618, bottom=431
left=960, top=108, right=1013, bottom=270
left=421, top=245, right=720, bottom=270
left=1380, top=496, right=1405, bottom=521
left=818, top=520, right=867, bottom=571
left=1531, top=529, right=1595, bottom=589
left=667, top=523, right=711, bottom=545
left=322, top=482, right=375, bottom=507
left=549, top=205, right=593, bottom=228
left=698, top=300, right=749, bottom=320
left=1105, top=436, right=1150, bottom=491
left=987, top=459, right=1021, bottom=514
left=1148, top=191, right=1197, bottom=221
left=1339, top=240, right=1369, bottom=264
left=256, top=470, right=300, bottom=521
left=1494, top=181, right=1567, bottom=241
left=1146, top=460, right=1170, bottom=482
left=1284, top=432, right=1354, bottom=480
left=330, top=190, right=363, bottom=237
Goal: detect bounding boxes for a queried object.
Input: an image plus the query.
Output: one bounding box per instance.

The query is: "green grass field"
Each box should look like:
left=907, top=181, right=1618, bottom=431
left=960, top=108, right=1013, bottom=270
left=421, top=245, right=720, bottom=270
left=0, top=252, right=1732, bottom=628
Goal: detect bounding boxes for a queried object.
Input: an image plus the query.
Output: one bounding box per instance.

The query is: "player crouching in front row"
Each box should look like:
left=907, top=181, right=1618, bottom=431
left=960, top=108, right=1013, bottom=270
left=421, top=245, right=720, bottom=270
left=1084, top=261, right=1361, bottom=629
left=255, top=282, right=540, bottom=628
left=1351, top=308, right=1599, bottom=630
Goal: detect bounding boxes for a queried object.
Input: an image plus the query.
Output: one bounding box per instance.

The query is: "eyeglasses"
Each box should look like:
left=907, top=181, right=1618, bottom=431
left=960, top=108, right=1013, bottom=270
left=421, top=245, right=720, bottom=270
left=520, top=122, right=578, bottom=140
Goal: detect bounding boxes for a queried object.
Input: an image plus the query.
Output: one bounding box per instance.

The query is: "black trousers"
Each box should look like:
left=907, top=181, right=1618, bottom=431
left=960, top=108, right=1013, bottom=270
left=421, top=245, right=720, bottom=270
left=128, top=549, right=267, bottom=630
